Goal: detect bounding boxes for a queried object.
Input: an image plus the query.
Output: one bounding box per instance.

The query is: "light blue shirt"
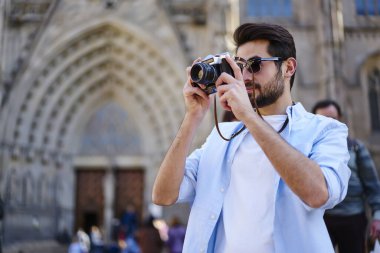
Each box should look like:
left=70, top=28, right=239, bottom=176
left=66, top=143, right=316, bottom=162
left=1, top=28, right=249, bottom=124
left=177, top=103, right=351, bottom=253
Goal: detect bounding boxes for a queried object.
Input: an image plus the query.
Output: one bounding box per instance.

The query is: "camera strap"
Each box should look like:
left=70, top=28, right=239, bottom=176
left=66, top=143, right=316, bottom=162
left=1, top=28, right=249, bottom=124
left=213, top=96, right=246, bottom=141
left=213, top=96, right=290, bottom=141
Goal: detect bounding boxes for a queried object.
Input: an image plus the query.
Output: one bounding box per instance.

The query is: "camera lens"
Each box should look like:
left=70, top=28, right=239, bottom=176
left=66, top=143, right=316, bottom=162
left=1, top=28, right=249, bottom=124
left=190, top=63, right=217, bottom=85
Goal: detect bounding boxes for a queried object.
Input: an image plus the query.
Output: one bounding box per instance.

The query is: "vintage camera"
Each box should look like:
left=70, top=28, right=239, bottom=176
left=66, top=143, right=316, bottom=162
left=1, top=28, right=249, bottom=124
left=190, top=52, right=234, bottom=95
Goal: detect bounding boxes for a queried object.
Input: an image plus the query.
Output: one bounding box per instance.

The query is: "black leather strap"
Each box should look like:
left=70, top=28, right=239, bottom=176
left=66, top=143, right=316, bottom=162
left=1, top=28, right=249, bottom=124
left=213, top=96, right=290, bottom=141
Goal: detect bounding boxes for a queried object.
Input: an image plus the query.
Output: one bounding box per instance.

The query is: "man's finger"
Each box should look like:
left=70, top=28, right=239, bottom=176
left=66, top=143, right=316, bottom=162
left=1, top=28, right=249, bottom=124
left=185, top=85, right=209, bottom=101
left=215, top=72, right=239, bottom=88
left=219, top=95, right=232, bottom=111
left=226, top=55, right=243, bottom=81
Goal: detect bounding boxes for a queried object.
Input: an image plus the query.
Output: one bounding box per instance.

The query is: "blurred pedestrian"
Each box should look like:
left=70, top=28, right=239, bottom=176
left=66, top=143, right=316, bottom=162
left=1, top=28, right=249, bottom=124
left=90, top=226, right=103, bottom=253
left=57, top=227, right=71, bottom=245
left=121, top=204, right=138, bottom=238
left=313, top=99, right=380, bottom=253
left=122, top=235, right=141, bottom=253
left=68, top=235, right=88, bottom=253
left=77, top=228, right=90, bottom=253
left=166, top=216, right=186, bottom=253
left=135, top=216, right=163, bottom=253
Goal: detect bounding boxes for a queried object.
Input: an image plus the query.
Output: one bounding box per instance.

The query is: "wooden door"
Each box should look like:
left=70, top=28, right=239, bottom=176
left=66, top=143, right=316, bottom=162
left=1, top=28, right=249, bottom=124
left=75, top=169, right=105, bottom=234
left=114, top=168, right=145, bottom=221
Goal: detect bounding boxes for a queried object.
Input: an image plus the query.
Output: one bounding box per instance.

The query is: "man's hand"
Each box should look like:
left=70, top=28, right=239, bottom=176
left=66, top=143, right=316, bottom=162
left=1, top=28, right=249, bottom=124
left=183, top=59, right=211, bottom=120
left=152, top=59, right=212, bottom=206
left=370, top=220, right=380, bottom=240
left=214, top=55, right=255, bottom=122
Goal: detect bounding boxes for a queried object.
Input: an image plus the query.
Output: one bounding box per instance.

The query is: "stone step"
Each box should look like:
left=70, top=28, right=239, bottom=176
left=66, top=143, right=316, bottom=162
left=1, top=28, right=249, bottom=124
left=3, top=240, right=68, bottom=253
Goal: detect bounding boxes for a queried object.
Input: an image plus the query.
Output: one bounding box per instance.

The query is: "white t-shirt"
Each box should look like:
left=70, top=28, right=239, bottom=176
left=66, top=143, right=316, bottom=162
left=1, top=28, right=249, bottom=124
left=215, top=115, right=287, bottom=253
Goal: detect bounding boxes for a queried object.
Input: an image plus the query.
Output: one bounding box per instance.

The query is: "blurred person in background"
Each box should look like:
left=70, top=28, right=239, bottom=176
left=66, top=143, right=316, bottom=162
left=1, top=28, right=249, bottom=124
left=166, top=216, right=186, bottom=253
left=90, top=226, right=103, bottom=253
left=68, top=235, right=88, bottom=253
left=121, top=204, right=138, bottom=239
left=135, top=216, right=163, bottom=253
left=313, top=99, right=380, bottom=253
left=77, top=228, right=90, bottom=253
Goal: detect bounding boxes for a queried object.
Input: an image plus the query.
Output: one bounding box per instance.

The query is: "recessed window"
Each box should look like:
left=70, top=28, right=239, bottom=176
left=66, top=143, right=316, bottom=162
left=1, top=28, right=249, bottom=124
left=355, top=0, right=380, bottom=16
left=247, top=0, right=293, bottom=17
left=368, top=67, right=380, bottom=132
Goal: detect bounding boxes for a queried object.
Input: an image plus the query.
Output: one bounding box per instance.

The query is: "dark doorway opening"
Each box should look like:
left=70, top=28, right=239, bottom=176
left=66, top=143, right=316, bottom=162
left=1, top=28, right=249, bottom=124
left=83, top=211, right=98, bottom=234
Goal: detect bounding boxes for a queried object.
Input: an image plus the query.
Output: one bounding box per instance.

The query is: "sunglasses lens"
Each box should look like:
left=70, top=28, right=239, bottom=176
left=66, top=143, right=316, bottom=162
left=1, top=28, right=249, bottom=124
left=249, top=61, right=261, bottom=73
left=236, top=63, right=245, bottom=72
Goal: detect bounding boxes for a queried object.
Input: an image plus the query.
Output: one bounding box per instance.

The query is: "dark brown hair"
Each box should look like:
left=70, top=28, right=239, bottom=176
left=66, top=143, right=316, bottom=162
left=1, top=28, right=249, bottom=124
left=312, top=99, right=342, bottom=117
left=233, top=23, right=297, bottom=89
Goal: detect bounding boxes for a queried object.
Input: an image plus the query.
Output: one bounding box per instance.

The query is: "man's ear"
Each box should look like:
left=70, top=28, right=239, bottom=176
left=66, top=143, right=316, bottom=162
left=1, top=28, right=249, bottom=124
left=284, top=57, right=297, bottom=78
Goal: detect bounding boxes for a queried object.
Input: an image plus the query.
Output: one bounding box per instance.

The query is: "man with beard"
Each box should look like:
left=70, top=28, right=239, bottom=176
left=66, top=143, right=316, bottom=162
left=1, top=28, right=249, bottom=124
left=152, top=23, right=351, bottom=253
left=313, top=99, right=380, bottom=253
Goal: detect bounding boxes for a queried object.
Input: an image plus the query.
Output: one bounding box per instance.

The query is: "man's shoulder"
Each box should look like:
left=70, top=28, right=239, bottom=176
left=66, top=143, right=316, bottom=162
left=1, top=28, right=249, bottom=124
left=300, top=111, right=347, bottom=130
left=289, top=109, right=348, bottom=144
left=292, top=103, right=345, bottom=128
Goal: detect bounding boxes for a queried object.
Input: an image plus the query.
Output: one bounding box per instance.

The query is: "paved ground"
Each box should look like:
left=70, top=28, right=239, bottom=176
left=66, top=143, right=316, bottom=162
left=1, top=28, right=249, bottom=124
left=3, top=240, right=68, bottom=253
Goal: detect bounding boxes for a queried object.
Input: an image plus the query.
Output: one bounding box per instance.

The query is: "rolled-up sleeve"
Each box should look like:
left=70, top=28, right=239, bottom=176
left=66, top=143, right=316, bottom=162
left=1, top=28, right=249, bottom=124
left=309, top=122, right=351, bottom=210
left=176, top=147, right=202, bottom=203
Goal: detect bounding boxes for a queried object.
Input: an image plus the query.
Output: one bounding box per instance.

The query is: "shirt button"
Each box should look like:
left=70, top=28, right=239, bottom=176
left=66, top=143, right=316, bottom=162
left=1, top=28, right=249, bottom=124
left=200, top=249, right=205, bottom=253
left=220, top=188, right=225, bottom=192
left=210, top=214, right=216, bottom=220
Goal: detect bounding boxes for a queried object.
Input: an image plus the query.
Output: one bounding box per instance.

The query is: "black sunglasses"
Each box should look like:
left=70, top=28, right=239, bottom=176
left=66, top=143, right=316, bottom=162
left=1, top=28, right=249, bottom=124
left=234, top=56, right=282, bottom=74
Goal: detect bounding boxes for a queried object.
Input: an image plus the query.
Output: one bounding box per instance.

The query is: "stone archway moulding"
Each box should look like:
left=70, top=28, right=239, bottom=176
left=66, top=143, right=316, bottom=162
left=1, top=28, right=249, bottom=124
left=3, top=19, right=186, bottom=163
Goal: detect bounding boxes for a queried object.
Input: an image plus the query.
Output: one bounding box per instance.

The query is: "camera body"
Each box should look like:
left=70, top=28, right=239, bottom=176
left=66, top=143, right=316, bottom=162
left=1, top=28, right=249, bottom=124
left=190, top=52, right=234, bottom=95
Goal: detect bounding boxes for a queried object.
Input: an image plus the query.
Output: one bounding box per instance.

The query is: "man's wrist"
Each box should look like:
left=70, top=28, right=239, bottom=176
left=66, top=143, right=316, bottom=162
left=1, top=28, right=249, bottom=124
left=240, top=109, right=259, bottom=125
left=184, top=111, right=205, bottom=125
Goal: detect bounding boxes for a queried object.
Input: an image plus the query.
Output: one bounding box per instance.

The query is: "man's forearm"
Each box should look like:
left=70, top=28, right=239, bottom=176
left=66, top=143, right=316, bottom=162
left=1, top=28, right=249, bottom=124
left=152, top=113, right=202, bottom=206
left=244, top=113, right=328, bottom=208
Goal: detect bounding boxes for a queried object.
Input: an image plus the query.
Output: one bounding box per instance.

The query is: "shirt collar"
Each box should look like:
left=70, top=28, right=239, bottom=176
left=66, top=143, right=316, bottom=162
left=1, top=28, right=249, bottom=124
left=232, top=102, right=308, bottom=137
left=284, top=102, right=308, bottom=135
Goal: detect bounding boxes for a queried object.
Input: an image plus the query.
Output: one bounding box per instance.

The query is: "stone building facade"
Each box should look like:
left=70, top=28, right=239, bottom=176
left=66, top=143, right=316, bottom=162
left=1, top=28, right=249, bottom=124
left=0, top=0, right=379, bottom=246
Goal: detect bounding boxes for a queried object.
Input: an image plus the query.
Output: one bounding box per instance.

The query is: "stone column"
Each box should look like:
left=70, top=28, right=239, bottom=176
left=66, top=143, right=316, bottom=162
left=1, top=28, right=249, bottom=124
left=103, top=166, right=115, bottom=242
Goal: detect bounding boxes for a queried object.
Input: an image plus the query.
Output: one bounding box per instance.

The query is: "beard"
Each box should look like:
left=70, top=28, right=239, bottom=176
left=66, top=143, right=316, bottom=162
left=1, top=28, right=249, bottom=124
left=247, top=71, right=285, bottom=108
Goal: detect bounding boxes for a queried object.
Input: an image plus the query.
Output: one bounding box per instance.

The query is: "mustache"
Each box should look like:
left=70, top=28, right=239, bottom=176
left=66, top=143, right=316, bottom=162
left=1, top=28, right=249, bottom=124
left=244, top=80, right=261, bottom=89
